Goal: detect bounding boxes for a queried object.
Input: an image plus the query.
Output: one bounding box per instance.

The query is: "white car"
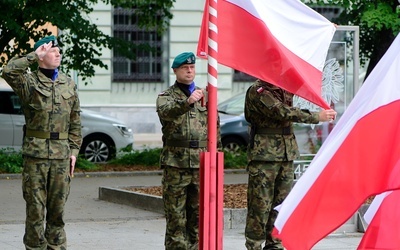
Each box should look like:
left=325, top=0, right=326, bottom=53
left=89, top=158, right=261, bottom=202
left=0, top=80, right=133, bottom=163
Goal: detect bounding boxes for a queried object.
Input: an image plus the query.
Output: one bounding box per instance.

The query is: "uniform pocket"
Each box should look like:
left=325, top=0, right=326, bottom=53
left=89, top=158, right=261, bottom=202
left=22, top=172, right=32, bottom=203
left=61, top=91, right=74, bottom=100
left=34, top=85, right=52, bottom=97
left=60, top=89, right=75, bottom=110
left=196, top=105, right=207, bottom=112
left=28, top=85, right=52, bottom=111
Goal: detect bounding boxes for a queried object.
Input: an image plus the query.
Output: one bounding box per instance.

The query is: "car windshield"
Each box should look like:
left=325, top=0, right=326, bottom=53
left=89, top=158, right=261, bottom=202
left=218, top=92, right=245, bottom=115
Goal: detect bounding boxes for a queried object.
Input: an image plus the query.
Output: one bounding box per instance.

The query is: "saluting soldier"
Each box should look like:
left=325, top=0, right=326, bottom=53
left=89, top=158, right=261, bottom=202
left=244, top=79, right=337, bottom=250
left=156, top=52, right=221, bottom=250
left=2, top=35, right=82, bottom=250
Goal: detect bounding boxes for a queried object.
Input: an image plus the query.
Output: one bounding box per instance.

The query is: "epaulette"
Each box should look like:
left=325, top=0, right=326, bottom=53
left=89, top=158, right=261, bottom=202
left=158, top=92, right=166, bottom=96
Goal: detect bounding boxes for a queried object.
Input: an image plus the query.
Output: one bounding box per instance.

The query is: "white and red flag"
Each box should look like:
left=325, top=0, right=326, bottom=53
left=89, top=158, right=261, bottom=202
left=273, top=34, right=400, bottom=249
left=197, top=0, right=335, bottom=109
left=357, top=191, right=400, bottom=249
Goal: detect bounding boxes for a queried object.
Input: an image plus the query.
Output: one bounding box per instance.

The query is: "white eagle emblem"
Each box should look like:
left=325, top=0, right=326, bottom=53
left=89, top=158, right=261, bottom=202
left=293, top=58, right=344, bottom=117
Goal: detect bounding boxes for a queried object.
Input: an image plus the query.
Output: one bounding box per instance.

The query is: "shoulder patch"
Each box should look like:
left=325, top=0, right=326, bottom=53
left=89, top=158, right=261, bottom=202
left=158, top=92, right=166, bottom=96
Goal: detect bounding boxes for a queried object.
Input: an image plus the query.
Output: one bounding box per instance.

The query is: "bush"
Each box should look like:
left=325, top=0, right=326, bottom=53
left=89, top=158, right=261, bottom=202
left=110, top=148, right=162, bottom=166
left=0, top=149, right=98, bottom=173
left=0, top=148, right=23, bottom=173
left=76, top=157, right=98, bottom=171
left=0, top=147, right=248, bottom=174
left=223, top=149, right=247, bottom=169
left=112, top=147, right=247, bottom=169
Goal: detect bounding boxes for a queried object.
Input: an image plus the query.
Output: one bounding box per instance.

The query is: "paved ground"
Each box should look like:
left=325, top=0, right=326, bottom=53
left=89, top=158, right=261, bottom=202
left=0, top=172, right=363, bottom=249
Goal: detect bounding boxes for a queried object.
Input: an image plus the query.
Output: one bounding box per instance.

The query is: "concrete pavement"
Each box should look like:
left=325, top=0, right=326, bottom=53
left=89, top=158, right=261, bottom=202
left=0, top=172, right=363, bottom=249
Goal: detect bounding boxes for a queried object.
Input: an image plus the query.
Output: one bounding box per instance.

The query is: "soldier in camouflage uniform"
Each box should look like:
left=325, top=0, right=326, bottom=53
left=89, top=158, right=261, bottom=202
left=244, top=79, right=336, bottom=250
left=2, top=36, right=82, bottom=250
left=156, top=52, right=221, bottom=250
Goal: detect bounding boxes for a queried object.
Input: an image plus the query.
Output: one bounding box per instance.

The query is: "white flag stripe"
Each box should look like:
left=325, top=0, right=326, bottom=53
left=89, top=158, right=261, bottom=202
left=364, top=192, right=391, bottom=224
left=275, top=34, right=400, bottom=231
left=226, top=0, right=335, bottom=70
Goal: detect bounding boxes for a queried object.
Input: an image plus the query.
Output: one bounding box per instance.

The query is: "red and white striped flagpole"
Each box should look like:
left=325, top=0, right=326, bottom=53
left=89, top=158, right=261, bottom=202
left=199, top=0, right=224, bottom=249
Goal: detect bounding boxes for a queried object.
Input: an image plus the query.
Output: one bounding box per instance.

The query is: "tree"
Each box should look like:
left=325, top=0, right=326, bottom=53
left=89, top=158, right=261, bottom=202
left=310, top=0, right=400, bottom=79
left=0, top=0, right=175, bottom=82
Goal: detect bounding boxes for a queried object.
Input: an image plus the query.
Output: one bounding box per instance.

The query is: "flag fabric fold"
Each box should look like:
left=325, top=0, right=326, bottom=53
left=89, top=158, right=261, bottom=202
left=358, top=191, right=400, bottom=249
left=273, top=34, right=400, bottom=249
left=197, top=0, right=335, bottom=109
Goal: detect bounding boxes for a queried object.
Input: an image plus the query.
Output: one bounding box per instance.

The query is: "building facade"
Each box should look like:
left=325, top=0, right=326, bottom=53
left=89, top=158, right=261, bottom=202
left=77, top=1, right=359, bottom=137
left=76, top=0, right=245, bottom=134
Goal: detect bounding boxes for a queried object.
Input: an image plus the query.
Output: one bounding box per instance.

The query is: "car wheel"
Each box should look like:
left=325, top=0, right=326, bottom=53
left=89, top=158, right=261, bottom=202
left=222, top=136, right=246, bottom=153
left=80, top=135, right=116, bottom=163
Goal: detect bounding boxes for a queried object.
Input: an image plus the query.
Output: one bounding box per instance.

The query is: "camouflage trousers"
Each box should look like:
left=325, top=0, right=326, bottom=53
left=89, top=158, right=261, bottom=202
left=245, top=161, right=293, bottom=250
left=22, top=156, right=71, bottom=250
left=162, top=166, right=200, bottom=250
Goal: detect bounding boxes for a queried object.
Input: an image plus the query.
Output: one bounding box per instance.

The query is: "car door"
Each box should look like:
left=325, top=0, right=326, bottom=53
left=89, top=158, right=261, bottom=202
left=9, top=93, right=25, bottom=148
left=0, top=91, right=25, bottom=150
left=0, top=91, right=16, bottom=148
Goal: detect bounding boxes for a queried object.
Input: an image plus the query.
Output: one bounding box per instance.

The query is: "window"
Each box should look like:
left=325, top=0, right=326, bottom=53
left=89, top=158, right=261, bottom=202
left=233, top=70, right=256, bottom=82
left=113, top=7, right=163, bottom=82
left=311, top=6, right=342, bottom=21
left=0, top=92, right=21, bottom=115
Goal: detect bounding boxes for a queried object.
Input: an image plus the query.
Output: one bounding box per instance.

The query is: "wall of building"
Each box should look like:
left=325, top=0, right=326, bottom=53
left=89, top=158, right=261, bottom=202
left=76, top=0, right=249, bottom=134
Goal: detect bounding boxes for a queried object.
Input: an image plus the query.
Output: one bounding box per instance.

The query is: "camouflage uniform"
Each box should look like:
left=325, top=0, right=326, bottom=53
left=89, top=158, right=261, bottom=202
left=157, top=82, right=220, bottom=250
left=2, top=51, right=82, bottom=250
left=244, top=80, right=319, bottom=250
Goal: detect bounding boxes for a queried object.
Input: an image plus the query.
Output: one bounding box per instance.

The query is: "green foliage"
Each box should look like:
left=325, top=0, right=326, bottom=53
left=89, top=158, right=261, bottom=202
left=0, top=0, right=175, bottom=82
left=110, top=148, right=162, bottom=166
left=119, top=144, right=133, bottom=153
left=223, top=149, right=247, bottom=169
left=76, top=157, right=98, bottom=171
left=110, top=147, right=247, bottom=169
left=0, top=147, right=248, bottom=174
left=0, top=148, right=23, bottom=173
left=0, top=149, right=97, bottom=173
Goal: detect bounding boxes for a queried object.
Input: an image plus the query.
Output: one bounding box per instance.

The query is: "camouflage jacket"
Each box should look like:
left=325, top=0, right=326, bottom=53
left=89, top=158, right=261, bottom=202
left=156, top=82, right=221, bottom=169
left=244, top=80, right=319, bottom=162
left=2, top=52, right=82, bottom=159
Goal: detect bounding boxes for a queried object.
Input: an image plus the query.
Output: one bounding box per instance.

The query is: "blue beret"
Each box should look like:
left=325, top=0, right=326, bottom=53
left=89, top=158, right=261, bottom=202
left=34, top=36, right=59, bottom=50
left=171, top=52, right=196, bottom=68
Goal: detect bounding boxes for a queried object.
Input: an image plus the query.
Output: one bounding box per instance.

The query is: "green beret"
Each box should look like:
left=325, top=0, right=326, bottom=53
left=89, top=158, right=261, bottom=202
left=171, top=52, right=196, bottom=68
left=34, top=35, right=59, bottom=50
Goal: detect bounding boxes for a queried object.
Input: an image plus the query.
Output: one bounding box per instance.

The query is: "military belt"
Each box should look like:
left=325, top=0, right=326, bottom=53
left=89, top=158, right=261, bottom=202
left=166, top=140, right=207, bottom=148
left=256, top=127, right=293, bottom=135
left=25, top=129, right=68, bottom=140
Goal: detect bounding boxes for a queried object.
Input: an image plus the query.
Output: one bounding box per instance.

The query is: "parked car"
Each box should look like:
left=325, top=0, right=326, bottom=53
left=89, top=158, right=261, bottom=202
left=218, top=92, right=249, bottom=152
left=0, top=80, right=133, bottom=163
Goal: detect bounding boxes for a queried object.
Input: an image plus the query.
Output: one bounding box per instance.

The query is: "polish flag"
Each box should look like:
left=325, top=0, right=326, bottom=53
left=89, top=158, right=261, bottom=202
left=357, top=191, right=400, bottom=249
left=197, top=0, right=335, bottom=109
left=273, top=34, right=400, bottom=249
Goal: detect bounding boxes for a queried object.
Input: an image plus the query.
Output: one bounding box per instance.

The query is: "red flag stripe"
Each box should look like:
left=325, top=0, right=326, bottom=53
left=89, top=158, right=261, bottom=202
left=358, top=190, right=400, bottom=249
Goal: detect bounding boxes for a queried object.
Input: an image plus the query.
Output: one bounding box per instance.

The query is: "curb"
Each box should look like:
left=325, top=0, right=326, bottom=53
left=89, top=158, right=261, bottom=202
left=0, top=171, right=164, bottom=180
left=98, top=184, right=361, bottom=233
left=0, top=169, right=247, bottom=180
left=98, top=186, right=248, bottom=230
